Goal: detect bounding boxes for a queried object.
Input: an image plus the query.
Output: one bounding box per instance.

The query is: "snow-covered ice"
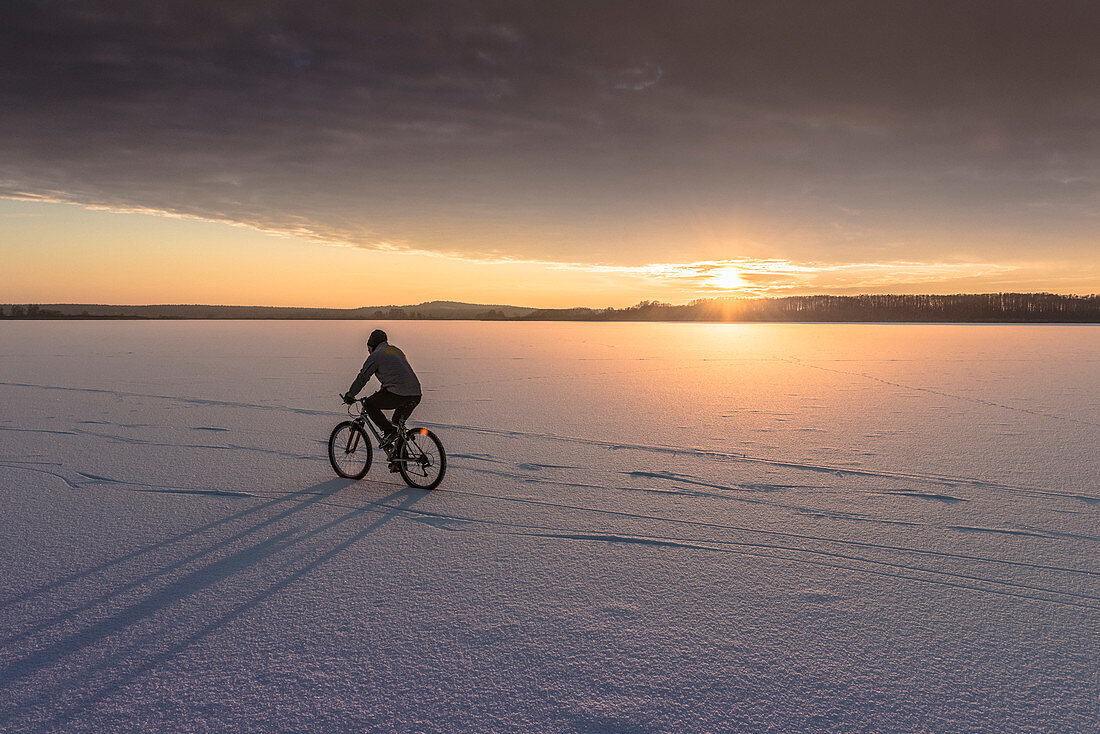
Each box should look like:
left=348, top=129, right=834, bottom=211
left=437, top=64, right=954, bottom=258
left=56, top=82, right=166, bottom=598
left=1, top=321, right=1097, bottom=732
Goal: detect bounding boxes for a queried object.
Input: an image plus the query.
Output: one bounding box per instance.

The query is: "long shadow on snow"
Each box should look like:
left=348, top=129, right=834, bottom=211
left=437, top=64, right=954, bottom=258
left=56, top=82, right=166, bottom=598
left=0, top=477, right=348, bottom=682
left=0, top=479, right=425, bottom=730
left=0, top=476, right=338, bottom=614
left=0, top=478, right=349, bottom=647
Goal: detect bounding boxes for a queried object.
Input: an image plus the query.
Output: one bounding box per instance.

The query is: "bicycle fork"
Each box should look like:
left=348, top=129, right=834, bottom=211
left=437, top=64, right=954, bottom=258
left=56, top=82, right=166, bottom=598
left=345, top=425, right=361, bottom=453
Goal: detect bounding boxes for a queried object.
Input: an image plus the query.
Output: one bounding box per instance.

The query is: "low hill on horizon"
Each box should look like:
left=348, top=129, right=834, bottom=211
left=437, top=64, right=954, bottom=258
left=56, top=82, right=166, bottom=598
left=7, top=301, right=537, bottom=320
left=3, top=293, right=1098, bottom=322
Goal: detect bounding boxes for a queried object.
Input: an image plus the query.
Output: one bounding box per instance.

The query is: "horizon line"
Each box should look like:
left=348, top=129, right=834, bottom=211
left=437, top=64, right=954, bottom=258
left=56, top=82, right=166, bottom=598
left=3, top=291, right=1099, bottom=312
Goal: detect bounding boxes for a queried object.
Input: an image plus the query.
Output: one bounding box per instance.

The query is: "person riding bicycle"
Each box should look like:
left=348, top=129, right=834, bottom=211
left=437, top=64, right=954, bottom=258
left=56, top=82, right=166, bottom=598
left=342, top=329, right=422, bottom=469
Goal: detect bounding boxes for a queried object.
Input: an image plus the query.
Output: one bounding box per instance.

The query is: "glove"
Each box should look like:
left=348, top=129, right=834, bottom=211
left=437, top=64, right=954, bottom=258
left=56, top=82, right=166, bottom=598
left=342, top=393, right=356, bottom=405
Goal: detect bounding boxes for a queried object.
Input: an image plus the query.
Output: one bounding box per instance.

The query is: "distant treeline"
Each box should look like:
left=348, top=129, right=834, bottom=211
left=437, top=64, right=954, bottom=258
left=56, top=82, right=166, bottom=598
left=519, top=293, right=1100, bottom=322
left=2, top=304, right=69, bottom=318
left=0, top=301, right=532, bottom=320
left=2, top=294, right=1098, bottom=322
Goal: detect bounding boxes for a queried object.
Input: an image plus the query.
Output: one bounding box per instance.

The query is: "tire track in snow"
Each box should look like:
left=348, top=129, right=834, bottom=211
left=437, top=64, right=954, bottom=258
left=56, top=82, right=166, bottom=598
left=421, top=421, right=1097, bottom=503
left=454, top=461, right=949, bottom=532
left=512, top=531, right=1100, bottom=609
left=0, top=381, right=329, bottom=416
left=432, top=487, right=1100, bottom=578
left=0, top=462, right=81, bottom=489
left=779, top=356, right=1100, bottom=428
left=502, top=463, right=1092, bottom=541
left=297, top=494, right=1100, bottom=608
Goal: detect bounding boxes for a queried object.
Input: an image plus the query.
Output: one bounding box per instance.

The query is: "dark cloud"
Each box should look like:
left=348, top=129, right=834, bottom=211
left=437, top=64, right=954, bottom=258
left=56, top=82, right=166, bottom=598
left=2, top=0, right=1099, bottom=263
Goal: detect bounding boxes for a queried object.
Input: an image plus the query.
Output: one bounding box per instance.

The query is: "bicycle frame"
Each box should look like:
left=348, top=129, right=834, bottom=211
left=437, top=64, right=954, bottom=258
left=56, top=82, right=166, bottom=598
left=345, top=401, right=414, bottom=464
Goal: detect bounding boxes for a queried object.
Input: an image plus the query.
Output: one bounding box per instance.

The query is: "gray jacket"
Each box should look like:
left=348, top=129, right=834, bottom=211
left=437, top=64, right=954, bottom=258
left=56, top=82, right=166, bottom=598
left=348, top=342, right=422, bottom=397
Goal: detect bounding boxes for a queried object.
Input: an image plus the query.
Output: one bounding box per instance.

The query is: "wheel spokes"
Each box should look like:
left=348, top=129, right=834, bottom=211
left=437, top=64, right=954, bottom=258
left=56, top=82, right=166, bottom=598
left=402, top=436, right=437, bottom=479
left=333, top=425, right=368, bottom=476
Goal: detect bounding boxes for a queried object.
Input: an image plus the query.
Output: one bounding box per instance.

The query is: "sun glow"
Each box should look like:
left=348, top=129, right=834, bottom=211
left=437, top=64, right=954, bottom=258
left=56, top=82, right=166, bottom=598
left=709, top=267, right=748, bottom=290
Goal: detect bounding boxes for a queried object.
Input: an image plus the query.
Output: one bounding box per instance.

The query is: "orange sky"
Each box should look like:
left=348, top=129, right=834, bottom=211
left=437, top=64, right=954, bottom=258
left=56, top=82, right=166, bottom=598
left=2, top=198, right=1095, bottom=308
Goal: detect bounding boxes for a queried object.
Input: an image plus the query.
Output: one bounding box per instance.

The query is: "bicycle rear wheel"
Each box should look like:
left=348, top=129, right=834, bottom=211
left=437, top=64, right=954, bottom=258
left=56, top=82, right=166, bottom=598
left=398, top=428, right=446, bottom=489
left=328, top=421, right=372, bottom=479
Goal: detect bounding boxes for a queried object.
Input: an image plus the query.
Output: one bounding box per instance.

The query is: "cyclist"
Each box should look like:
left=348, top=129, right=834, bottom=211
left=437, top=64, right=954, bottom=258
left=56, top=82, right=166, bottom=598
left=342, top=329, right=422, bottom=470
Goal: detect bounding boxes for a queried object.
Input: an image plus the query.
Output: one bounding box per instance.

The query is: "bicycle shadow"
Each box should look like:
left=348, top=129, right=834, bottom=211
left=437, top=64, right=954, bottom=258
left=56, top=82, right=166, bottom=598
left=0, top=476, right=426, bottom=729
left=0, top=478, right=342, bottom=615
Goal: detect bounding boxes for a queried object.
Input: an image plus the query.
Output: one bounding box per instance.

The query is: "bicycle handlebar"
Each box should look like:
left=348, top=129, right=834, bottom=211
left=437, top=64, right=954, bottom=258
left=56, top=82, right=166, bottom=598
left=338, top=393, right=414, bottom=430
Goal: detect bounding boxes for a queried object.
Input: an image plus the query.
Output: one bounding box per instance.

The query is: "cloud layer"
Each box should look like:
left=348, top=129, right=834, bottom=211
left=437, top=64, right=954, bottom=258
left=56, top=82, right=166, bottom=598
left=3, top=1, right=1099, bottom=273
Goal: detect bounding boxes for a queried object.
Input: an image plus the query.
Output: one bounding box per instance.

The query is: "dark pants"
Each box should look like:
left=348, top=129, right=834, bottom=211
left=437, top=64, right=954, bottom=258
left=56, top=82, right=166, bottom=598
left=362, top=389, right=421, bottom=435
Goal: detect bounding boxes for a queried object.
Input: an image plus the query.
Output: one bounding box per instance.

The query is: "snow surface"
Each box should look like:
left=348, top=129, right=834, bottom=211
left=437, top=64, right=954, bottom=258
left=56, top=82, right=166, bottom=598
left=0, top=321, right=1097, bottom=732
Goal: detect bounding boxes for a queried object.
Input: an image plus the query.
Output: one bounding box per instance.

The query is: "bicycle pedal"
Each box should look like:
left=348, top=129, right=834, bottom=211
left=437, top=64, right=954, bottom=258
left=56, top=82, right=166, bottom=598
left=388, top=462, right=400, bottom=473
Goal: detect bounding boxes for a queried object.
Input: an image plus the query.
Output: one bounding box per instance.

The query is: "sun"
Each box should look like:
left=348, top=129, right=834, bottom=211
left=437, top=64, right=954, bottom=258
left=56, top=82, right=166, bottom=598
left=709, top=266, right=747, bottom=290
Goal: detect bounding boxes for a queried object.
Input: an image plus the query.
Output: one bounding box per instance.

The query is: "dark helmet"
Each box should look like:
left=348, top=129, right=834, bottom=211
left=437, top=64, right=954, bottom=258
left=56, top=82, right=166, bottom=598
left=367, top=329, right=388, bottom=350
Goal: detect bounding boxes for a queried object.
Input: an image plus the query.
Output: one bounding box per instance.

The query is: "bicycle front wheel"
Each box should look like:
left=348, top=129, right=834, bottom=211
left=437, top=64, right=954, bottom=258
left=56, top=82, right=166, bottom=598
left=398, top=428, right=446, bottom=489
left=328, top=421, right=372, bottom=479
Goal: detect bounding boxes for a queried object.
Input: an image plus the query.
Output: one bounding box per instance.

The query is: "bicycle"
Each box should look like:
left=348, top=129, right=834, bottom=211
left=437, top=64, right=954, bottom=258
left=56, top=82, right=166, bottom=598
left=327, top=397, right=447, bottom=490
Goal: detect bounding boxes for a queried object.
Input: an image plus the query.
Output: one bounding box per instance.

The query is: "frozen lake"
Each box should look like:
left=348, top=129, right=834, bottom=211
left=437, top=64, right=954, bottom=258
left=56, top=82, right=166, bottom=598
left=1, top=321, right=1097, bottom=731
